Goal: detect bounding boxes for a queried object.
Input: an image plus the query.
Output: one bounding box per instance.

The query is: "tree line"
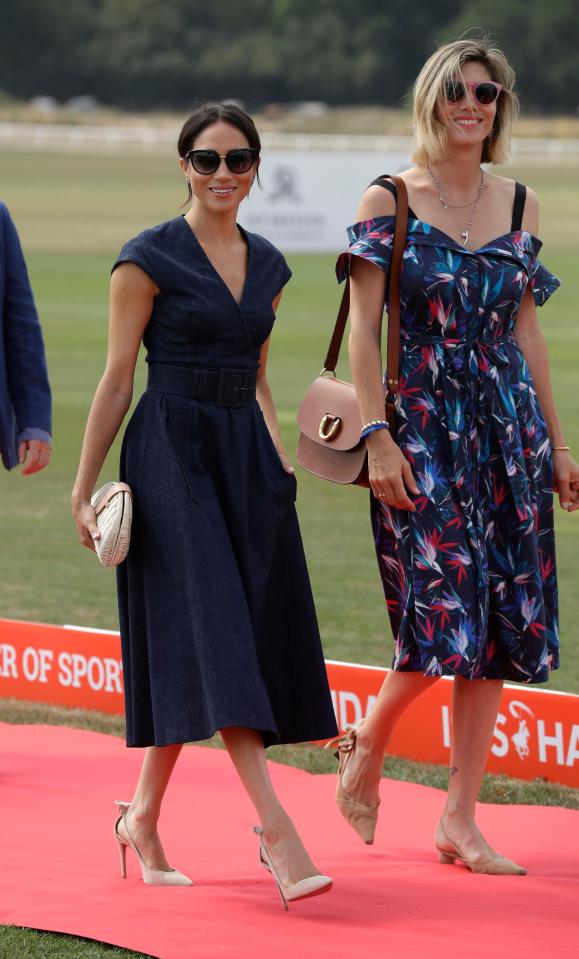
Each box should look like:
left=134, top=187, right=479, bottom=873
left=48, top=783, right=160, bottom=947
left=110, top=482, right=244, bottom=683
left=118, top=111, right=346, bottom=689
left=1, top=0, right=577, bottom=114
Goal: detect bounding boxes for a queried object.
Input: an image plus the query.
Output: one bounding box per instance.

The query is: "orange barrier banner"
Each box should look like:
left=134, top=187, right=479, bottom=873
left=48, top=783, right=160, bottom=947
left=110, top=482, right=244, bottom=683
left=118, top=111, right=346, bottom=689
left=1, top=619, right=578, bottom=787
left=0, top=619, right=124, bottom=715
left=327, top=660, right=579, bottom=788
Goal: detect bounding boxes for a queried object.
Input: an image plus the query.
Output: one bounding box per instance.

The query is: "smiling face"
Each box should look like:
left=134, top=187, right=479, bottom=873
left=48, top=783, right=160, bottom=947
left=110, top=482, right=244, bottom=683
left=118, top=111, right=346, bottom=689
left=179, top=120, right=257, bottom=213
left=437, top=60, right=498, bottom=152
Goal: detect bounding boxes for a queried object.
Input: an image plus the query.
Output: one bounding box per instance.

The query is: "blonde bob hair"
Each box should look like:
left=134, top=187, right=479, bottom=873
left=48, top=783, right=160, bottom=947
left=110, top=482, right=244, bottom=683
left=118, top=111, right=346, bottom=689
left=411, top=38, right=518, bottom=166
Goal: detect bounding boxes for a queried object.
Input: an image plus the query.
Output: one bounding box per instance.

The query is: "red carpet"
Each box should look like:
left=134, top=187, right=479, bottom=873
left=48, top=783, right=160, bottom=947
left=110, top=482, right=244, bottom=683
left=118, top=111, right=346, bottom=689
left=0, top=723, right=577, bottom=959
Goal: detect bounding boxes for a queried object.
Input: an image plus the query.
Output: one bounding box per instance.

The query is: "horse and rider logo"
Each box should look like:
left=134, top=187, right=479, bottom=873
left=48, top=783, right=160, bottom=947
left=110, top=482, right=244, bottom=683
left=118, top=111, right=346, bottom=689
left=268, top=166, right=302, bottom=204
left=509, top=701, right=536, bottom=760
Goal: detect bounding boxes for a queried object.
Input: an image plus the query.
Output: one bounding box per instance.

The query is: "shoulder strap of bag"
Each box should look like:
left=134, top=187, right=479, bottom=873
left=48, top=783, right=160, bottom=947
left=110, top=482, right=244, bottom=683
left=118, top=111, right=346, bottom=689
left=323, top=174, right=409, bottom=398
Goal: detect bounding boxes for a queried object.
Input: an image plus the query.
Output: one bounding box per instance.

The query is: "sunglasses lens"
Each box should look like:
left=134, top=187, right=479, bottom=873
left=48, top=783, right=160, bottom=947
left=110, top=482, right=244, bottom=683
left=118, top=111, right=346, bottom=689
left=226, top=150, right=255, bottom=173
left=445, top=79, right=465, bottom=102
left=475, top=83, right=499, bottom=104
left=191, top=151, right=220, bottom=174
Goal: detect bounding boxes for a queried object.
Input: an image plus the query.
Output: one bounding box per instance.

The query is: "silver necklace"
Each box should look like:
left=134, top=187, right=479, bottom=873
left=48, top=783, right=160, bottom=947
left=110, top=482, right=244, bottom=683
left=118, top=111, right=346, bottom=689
left=427, top=166, right=485, bottom=247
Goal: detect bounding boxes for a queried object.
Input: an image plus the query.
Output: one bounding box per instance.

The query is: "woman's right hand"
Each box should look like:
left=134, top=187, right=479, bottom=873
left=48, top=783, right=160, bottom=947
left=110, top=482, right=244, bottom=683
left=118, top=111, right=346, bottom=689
left=71, top=496, right=101, bottom=552
left=366, top=431, right=419, bottom=511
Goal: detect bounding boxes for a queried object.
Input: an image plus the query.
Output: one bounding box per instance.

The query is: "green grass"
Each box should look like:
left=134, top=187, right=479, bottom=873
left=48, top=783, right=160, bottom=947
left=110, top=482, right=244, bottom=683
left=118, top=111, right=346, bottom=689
left=0, top=151, right=578, bottom=955
left=0, top=927, right=154, bottom=959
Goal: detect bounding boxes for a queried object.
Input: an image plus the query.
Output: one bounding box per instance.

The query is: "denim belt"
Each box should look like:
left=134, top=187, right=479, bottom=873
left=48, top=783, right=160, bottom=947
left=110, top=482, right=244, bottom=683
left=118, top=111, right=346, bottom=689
left=147, top=364, right=257, bottom=408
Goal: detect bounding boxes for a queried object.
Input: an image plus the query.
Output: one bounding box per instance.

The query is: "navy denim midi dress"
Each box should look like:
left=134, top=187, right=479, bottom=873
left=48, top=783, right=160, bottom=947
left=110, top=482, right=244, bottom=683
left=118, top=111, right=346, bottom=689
left=113, top=216, right=338, bottom=748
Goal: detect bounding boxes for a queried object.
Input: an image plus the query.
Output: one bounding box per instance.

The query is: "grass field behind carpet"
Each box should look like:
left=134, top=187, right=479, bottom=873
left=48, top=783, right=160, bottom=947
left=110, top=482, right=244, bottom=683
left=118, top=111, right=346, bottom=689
left=0, top=151, right=577, bottom=958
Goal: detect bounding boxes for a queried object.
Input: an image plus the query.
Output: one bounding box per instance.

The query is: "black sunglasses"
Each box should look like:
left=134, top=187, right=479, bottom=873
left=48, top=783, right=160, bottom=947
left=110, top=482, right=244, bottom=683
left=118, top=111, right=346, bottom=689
left=185, top=148, right=258, bottom=175
left=444, top=79, right=503, bottom=105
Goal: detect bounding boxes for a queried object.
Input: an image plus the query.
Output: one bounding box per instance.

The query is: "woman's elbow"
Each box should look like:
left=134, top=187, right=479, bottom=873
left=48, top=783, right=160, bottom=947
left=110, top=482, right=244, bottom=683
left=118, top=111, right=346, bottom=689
left=99, top=369, right=134, bottom=409
left=348, top=325, right=380, bottom=357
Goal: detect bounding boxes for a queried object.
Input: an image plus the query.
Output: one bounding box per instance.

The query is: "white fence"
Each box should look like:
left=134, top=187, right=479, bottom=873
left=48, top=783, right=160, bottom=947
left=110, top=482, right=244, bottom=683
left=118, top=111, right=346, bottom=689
left=2, top=122, right=578, bottom=157
left=2, top=123, right=577, bottom=252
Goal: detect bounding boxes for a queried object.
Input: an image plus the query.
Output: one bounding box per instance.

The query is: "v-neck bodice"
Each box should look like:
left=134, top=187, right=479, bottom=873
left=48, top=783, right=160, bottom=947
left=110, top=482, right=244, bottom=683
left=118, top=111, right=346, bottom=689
left=179, top=217, right=251, bottom=309
left=113, top=216, right=291, bottom=370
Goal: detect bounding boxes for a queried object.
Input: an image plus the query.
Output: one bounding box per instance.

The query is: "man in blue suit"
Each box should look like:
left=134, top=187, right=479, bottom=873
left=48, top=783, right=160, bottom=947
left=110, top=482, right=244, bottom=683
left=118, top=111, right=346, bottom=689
left=0, top=203, right=51, bottom=474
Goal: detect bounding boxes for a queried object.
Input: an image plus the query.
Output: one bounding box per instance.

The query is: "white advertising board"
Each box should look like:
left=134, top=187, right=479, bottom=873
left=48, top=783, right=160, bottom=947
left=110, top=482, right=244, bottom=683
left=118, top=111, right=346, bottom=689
left=239, top=149, right=409, bottom=253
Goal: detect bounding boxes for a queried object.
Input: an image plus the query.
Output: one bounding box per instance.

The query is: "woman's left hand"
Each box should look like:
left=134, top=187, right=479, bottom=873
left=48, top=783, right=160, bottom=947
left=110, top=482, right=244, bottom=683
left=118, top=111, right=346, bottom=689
left=553, top=450, right=579, bottom=512
left=278, top=451, right=295, bottom=475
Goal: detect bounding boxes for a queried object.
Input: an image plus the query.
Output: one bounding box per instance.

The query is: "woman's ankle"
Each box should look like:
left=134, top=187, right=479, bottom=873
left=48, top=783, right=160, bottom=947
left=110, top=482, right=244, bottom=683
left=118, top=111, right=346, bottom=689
left=260, top=810, right=298, bottom=846
left=127, top=801, right=161, bottom=830
left=441, top=808, right=477, bottom=833
left=355, top=725, right=386, bottom=763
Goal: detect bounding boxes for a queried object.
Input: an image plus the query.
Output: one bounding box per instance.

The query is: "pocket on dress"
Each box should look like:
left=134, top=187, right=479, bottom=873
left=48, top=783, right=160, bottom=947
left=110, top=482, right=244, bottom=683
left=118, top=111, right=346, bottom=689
left=269, top=455, right=298, bottom=506
left=259, top=420, right=297, bottom=506
left=164, top=401, right=207, bottom=507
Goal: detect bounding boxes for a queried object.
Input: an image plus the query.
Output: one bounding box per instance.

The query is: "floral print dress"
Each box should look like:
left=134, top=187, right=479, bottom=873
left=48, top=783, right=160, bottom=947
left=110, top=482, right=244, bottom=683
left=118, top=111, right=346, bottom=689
left=337, top=208, right=560, bottom=684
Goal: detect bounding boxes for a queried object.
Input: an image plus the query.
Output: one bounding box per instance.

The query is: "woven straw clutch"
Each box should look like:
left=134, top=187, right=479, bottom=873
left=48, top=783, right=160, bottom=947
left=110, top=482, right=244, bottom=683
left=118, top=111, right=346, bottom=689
left=91, top=482, right=133, bottom=567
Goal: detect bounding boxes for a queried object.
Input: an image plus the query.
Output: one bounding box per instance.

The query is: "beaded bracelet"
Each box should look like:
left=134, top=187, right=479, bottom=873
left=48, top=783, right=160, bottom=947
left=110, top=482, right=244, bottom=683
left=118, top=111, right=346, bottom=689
left=361, top=421, right=390, bottom=440
left=360, top=418, right=389, bottom=435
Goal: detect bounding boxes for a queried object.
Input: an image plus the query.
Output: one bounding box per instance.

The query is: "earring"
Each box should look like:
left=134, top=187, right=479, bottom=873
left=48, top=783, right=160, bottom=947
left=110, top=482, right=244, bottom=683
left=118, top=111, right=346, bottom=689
left=488, top=127, right=494, bottom=141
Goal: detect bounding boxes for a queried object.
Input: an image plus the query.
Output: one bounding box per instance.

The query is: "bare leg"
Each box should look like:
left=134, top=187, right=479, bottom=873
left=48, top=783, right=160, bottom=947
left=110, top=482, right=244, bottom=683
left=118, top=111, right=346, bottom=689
left=118, top=743, right=182, bottom=870
left=435, top=676, right=503, bottom=860
left=341, top=670, right=437, bottom=804
left=221, top=727, right=321, bottom=886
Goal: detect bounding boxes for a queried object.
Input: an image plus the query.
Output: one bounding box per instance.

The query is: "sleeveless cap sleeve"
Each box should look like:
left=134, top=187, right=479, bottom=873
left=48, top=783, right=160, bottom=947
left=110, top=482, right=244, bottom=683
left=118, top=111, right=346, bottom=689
left=336, top=217, right=394, bottom=283
left=249, top=232, right=292, bottom=300
left=274, top=251, right=292, bottom=296
left=529, top=257, right=560, bottom=307
left=112, top=235, right=162, bottom=288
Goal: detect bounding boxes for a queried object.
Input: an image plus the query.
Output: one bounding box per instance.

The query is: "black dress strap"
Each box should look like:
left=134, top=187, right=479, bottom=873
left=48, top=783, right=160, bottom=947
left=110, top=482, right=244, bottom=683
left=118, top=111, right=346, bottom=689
left=511, top=182, right=527, bottom=232
left=369, top=177, right=418, bottom=220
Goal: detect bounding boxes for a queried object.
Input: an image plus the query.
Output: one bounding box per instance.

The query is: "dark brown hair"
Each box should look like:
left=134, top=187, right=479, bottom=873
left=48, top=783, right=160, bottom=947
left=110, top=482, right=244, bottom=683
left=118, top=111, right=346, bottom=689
left=178, top=102, right=262, bottom=202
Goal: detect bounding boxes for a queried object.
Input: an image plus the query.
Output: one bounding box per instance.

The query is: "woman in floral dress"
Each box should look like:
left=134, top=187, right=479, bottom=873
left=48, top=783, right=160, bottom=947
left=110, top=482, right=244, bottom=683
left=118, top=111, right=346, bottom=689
left=332, top=38, right=579, bottom=873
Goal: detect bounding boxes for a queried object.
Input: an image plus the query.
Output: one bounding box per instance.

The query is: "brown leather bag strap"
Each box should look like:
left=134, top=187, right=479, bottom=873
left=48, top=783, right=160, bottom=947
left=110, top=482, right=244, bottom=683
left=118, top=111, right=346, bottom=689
left=322, top=283, right=350, bottom=373
left=385, top=174, right=408, bottom=396
left=323, top=174, right=408, bottom=384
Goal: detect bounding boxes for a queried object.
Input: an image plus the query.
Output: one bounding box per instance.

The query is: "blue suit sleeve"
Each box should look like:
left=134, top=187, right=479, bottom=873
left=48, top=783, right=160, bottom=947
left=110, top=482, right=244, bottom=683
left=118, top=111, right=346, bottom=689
left=2, top=205, right=52, bottom=435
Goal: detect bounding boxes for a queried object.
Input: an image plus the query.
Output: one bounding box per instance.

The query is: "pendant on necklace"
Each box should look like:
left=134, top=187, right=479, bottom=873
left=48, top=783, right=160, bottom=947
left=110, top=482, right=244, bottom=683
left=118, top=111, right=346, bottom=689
left=461, top=230, right=469, bottom=245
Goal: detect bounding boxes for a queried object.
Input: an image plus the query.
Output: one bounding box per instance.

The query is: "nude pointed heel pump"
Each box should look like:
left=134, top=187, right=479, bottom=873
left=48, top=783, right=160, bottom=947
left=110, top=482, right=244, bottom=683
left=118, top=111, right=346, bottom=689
left=113, top=800, right=193, bottom=886
left=435, top=820, right=526, bottom=876
left=253, top=826, right=332, bottom=910
left=325, top=726, right=380, bottom=845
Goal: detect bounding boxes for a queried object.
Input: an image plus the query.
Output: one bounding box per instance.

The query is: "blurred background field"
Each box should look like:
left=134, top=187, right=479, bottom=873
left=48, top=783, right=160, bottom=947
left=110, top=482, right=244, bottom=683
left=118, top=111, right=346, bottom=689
left=0, top=148, right=577, bottom=691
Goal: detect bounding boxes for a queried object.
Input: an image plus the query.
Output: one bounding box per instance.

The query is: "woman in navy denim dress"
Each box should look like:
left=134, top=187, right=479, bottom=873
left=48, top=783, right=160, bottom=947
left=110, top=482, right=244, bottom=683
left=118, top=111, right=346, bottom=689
left=72, top=103, right=336, bottom=908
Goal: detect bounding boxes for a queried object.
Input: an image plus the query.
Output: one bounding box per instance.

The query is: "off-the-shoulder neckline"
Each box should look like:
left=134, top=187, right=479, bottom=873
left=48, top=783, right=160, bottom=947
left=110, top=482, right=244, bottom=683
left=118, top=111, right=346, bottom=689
left=350, top=214, right=541, bottom=254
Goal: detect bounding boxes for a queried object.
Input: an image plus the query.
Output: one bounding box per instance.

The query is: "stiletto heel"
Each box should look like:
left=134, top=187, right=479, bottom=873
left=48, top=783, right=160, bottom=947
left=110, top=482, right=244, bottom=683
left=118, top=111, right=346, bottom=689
left=117, top=832, right=128, bottom=878
left=434, top=819, right=526, bottom=876
left=113, top=800, right=193, bottom=886
left=253, top=826, right=332, bottom=910
left=325, top=725, right=380, bottom=845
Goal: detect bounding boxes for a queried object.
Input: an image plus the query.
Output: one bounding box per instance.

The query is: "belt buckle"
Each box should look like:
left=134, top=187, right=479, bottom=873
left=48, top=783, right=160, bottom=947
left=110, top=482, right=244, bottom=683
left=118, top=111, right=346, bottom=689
left=216, top=369, right=244, bottom=408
